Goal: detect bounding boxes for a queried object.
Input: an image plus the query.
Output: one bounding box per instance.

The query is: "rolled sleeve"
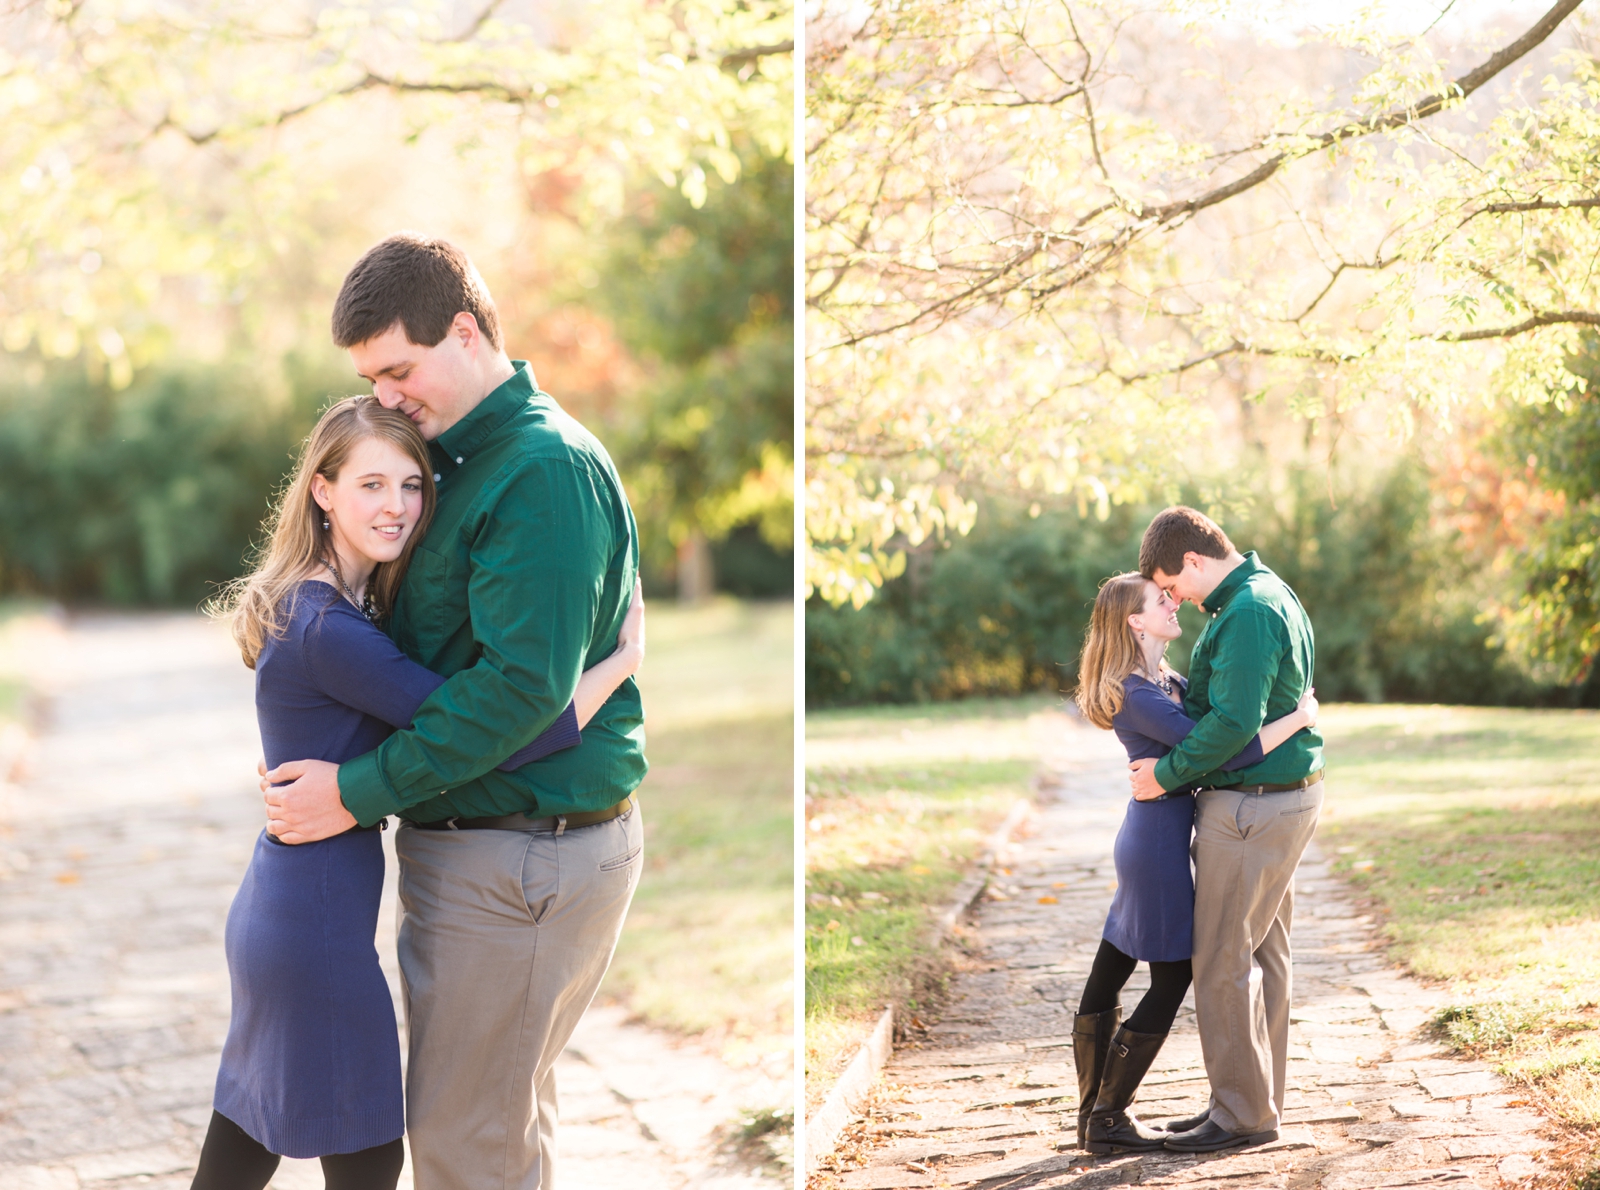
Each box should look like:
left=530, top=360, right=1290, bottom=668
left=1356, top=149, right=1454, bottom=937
left=1154, top=607, right=1284, bottom=790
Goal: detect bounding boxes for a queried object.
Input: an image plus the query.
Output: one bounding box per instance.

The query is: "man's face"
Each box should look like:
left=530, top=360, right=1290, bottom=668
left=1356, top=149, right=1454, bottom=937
left=1150, top=555, right=1209, bottom=608
left=347, top=321, right=477, bottom=442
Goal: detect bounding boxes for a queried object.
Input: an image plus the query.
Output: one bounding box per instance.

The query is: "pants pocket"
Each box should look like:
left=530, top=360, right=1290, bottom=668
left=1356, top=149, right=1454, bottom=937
left=599, top=845, right=642, bottom=873
left=521, top=836, right=558, bottom=926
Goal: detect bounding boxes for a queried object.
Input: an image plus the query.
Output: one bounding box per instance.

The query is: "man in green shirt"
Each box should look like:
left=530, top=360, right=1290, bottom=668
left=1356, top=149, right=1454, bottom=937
left=264, top=235, right=646, bottom=1188
left=1128, top=507, right=1324, bottom=1154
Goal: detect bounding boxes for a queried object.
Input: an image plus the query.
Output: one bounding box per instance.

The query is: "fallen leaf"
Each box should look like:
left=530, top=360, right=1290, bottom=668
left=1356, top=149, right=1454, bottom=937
left=55, top=871, right=80, bottom=885
left=1037, top=895, right=1059, bottom=904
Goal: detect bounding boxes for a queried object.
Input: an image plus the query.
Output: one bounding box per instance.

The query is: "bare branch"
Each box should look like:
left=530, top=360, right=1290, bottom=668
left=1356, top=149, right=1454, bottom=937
left=1433, top=309, right=1600, bottom=341
left=1482, top=197, right=1600, bottom=213
left=1063, top=5, right=1110, bottom=183
left=1291, top=255, right=1402, bottom=323
left=440, top=0, right=507, bottom=43
left=144, top=71, right=535, bottom=147
left=719, top=40, right=795, bottom=68
left=1147, top=0, right=1585, bottom=226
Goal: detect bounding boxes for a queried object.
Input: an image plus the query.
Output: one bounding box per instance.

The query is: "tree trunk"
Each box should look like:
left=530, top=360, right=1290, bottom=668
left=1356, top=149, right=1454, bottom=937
left=677, top=530, right=715, bottom=604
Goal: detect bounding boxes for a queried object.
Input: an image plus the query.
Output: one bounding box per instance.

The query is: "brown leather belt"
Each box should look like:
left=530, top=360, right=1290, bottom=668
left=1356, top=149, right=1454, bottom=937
left=413, top=794, right=635, bottom=835
left=1204, top=770, right=1324, bottom=796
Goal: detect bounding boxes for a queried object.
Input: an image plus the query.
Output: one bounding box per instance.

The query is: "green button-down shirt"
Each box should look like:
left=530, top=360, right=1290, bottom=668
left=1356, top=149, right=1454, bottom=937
left=1153, top=552, right=1323, bottom=792
left=337, top=362, right=647, bottom=825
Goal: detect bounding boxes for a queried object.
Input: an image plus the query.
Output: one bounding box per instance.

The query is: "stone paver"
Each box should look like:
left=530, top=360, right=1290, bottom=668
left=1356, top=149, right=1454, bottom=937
left=820, top=711, right=1551, bottom=1189
left=0, top=613, right=780, bottom=1189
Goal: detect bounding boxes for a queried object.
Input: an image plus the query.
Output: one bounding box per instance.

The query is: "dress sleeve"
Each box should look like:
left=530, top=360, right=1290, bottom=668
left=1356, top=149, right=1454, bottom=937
left=301, top=602, right=446, bottom=729
left=1218, top=734, right=1265, bottom=770
left=1125, top=680, right=1265, bottom=768
left=496, top=703, right=581, bottom=769
left=302, top=603, right=580, bottom=770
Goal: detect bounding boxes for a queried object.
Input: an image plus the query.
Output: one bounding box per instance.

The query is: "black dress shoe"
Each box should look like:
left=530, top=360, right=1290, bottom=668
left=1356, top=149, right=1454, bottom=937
left=1163, top=1110, right=1208, bottom=1134
left=1162, top=1118, right=1277, bottom=1153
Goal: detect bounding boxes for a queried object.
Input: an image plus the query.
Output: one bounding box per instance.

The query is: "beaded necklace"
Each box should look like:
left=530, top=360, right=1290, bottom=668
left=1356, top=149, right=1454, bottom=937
left=325, top=556, right=375, bottom=622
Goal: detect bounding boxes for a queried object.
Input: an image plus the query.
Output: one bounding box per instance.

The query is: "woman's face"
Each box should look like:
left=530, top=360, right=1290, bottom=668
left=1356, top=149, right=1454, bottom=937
left=311, top=436, right=425, bottom=567
left=1130, top=579, right=1182, bottom=643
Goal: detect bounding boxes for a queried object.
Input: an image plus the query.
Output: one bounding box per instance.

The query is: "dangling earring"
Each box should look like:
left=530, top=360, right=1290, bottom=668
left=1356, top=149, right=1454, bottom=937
left=1139, top=631, right=1146, bottom=640
left=322, top=515, right=330, bottom=531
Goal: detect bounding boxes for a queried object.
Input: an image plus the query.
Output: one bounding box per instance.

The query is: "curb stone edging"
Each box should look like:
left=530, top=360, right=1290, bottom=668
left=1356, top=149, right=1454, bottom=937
left=803, top=1003, right=895, bottom=1178
left=804, top=798, right=1035, bottom=1174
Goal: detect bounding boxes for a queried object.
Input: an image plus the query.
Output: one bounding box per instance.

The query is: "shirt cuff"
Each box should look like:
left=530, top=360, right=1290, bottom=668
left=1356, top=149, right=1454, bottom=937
left=337, top=749, right=401, bottom=827
left=1152, top=753, right=1180, bottom=792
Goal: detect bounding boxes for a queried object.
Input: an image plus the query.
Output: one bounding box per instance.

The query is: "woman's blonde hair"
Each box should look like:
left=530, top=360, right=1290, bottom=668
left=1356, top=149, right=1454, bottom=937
left=1075, top=572, right=1156, bottom=730
left=212, top=396, right=435, bottom=669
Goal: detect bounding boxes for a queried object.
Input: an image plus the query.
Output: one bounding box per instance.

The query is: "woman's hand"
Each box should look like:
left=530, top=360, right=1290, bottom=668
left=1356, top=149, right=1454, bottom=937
left=614, top=580, right=645, bottom=677
left=1297, top=687, right=1319, bottom=729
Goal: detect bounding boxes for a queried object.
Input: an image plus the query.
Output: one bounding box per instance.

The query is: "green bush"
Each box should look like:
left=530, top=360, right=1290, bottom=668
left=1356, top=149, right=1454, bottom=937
left=0, top=355, right=789, bottom=610
left=807, top=461, right=1561, bottom=708
left=806, top=502, right=1147, bottom=705
left=0, top=358, right=334, bottom=606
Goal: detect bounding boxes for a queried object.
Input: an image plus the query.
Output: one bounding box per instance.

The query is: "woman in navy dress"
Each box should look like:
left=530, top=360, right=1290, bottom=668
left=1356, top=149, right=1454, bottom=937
left=1070, top=572, right=1315, bottom=1154
left=195, top=397, right=644, bottom=1189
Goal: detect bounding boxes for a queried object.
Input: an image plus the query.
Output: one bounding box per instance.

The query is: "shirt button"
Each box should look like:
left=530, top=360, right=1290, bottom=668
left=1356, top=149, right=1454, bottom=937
left=433, top=473, right=442, bottom=482
left=455, top=456, right=464, bottom=464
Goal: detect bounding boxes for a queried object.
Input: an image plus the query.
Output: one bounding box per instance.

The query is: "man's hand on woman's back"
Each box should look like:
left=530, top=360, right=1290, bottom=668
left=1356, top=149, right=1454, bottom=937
left=1129, top=756, right=1166, bottom=801
left=262, top=758, right=358, bottom=844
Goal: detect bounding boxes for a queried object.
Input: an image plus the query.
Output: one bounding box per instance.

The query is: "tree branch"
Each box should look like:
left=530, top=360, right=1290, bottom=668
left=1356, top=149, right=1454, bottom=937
left=719, top=40, right=795, bottom=68
left=1433, top=309, right=1600, bottom=341
left=440, top=0, right=507, bottom=43
left=1482, top=196, right=1600, bottom=213
left=1146, top=0, right=1585, bottom=226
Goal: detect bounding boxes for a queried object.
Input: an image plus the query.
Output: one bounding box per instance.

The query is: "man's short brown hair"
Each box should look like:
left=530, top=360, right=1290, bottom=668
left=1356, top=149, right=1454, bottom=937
left=1139, top=506, right=1235, bottom=579
left=331, top=233, right=503, bottom=351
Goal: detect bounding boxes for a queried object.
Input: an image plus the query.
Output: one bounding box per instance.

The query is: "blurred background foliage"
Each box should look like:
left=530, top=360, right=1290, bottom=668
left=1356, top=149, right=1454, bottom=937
left=0, top=0, right=792, bottom=607
left=596, top=140, right=794, bottom=596
left=807, top=383, right=1600, bottom=709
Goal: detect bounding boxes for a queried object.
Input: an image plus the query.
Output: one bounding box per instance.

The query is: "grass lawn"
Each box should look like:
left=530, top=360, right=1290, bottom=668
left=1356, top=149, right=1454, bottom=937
left=1317, top=704, right=1600, bottom=1147
left=0, top=604, right=45, bottom=776
left=604, top=598, right=794, bottom=1067
left=804, top=696, right=1056, bottom=1105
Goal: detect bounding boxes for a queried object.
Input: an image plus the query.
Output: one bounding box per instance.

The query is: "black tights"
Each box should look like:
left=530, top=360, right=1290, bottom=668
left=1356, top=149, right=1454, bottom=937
left=1078, top=938, right=1192, bottom=1035
left=190, top=1112, right=405, bottom=1190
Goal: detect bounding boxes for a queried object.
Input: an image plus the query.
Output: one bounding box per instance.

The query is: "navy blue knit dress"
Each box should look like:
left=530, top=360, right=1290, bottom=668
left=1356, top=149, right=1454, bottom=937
left=213, top=581, right=581, bottom=1157
left=1103, top=675, right=1262, bottom=962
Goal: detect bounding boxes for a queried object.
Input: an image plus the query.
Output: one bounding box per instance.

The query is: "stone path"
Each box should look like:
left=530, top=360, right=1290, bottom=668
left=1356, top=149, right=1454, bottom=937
left=0, top=613, right=779, bottom=1189
left=820, top=711, right=1551, bottom=1190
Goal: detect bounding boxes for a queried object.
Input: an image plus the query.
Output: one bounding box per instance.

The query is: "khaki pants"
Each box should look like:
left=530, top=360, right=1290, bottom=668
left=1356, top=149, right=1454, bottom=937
left=394, top=806, right=644, bottom=1189
left=1190, top=781, right=1322, bottom=1135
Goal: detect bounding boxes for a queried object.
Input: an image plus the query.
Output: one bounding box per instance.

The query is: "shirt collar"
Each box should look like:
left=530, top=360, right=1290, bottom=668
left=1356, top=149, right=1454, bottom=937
left=1199, top=551, right=1264, bottom=616
left=430, top=361, right=540, bottom=472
